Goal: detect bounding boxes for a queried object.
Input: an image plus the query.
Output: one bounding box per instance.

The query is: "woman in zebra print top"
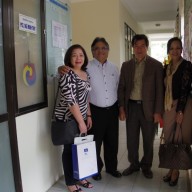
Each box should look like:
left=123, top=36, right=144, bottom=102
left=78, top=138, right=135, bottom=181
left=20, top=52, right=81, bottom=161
left=54, top=70, right=91, bottom=122
left=55, top=44, right=93, bottom=192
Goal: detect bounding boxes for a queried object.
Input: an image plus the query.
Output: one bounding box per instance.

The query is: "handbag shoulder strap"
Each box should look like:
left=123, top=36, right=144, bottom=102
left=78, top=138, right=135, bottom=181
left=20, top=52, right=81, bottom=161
left=160, top=130, right=165, bottom=144
left=52, top=80, right=60, bottom=120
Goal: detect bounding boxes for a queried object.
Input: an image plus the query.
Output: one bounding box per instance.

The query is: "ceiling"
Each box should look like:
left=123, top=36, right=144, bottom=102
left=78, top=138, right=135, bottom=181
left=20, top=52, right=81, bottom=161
left=120, top=0, right=179, bottom=40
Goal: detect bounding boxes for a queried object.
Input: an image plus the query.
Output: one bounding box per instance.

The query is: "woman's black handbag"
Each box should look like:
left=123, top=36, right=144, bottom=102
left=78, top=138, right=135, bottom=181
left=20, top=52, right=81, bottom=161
left=51, top=79, right=80, bottom=145
left=51, top=119, right=79, bottom=145
left=159, top=124, right=192, bottom=170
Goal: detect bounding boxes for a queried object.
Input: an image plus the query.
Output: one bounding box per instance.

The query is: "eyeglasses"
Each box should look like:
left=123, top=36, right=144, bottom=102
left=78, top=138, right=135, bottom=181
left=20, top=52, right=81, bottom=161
left=93, top=47, right=109, bottom=51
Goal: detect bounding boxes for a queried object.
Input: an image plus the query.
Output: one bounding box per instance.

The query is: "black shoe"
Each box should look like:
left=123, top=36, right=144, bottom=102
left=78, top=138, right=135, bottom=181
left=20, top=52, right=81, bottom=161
left=106, top=170, right=122, bottom=178
left=142, top=169, right=153, bottom=179
left=122, top=165, right=140, bottom=176
left=163, top=175, right=171, bottom=182
left=92, top=173, right=102, bottom=181
left=169, top=178, right=179, bottom=186
left=169, top=172, right=179, bottom=187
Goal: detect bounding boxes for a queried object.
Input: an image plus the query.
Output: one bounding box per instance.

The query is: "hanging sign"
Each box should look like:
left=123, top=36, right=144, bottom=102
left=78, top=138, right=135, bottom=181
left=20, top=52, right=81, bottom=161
left=19, top=14, right=37, bottom=34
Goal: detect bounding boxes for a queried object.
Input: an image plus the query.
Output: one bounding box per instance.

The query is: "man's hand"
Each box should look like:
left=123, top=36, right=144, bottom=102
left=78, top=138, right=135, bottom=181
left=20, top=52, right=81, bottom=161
left=58, top=65, right=71, bottom=75
left=153, top=113, right=162, bottom=123
left=86, top=117, right=92, bottom=130
left=119, top=107, right=126, bottom=121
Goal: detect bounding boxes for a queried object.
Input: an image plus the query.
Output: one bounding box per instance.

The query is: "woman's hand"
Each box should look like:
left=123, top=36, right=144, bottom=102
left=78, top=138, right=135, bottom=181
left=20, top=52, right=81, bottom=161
left=176, top=111, right=184, bottom=124
left=78, top=121, right=87, bottom=134
left=86, top=116, right=92, bottom=130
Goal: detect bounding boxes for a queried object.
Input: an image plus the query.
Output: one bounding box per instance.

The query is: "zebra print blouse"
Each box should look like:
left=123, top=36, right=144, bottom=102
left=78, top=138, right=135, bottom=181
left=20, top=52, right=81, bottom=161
left=54, top=70, right=91, bottom=122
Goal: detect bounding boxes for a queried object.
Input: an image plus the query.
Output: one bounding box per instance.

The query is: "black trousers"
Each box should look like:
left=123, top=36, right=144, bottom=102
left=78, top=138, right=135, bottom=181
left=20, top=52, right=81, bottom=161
left=89, top=102, right=119, bottom=173
left=62, top=144, right=77, bottom=186
left=126, top=101, right=157, bottom=169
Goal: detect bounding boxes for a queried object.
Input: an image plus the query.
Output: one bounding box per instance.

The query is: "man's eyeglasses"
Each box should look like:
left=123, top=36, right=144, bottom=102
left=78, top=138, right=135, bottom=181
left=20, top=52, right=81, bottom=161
left=93, top=47, right=109, bottom=51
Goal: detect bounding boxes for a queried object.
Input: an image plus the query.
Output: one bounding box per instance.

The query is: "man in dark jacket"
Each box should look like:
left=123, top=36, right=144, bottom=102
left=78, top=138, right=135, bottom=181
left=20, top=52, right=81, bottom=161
left=118, top=34, right=164, bottom=179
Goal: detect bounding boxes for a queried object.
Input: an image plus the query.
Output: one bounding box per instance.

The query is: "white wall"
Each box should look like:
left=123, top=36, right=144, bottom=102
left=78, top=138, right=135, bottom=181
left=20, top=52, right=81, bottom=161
left=118, top=1, right=142, bottom=65
left=16, top=82, right=63, bottom=192
left=71, top=0, right=120, bottom=67
left=71, top=0, right=142, bottom=69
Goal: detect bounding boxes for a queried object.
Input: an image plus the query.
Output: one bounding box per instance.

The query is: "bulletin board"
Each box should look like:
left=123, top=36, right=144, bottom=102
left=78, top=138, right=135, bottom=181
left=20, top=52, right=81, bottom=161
left=46, top=0, right=72, bottom=76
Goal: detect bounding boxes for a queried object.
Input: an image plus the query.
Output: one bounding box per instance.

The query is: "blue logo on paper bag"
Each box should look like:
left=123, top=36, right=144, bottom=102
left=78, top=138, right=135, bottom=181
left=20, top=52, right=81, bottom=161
left=84, top=148, right=88, bottom=153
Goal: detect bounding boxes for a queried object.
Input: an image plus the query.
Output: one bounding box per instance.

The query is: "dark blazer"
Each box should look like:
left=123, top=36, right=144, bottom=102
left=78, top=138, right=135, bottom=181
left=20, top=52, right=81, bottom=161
left=118, top=55, right=164, bottom=121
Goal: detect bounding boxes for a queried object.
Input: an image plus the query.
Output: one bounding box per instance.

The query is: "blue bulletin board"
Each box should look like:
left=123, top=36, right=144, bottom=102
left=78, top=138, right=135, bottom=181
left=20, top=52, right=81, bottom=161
left=46, top=0, right=72, bottom=76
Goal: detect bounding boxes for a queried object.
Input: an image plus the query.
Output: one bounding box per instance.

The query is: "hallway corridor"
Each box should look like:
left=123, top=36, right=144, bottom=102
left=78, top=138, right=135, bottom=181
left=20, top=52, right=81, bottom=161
left=47, top=121, right=190, bottom=192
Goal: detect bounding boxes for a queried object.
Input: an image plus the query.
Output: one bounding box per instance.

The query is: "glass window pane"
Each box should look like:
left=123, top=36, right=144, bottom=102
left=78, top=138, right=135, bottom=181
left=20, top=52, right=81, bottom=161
left=0, top=4, right=7, bottom=114
left=0, top=122, right=15, bottom=192
left=14, top=0, right=44, bottom=108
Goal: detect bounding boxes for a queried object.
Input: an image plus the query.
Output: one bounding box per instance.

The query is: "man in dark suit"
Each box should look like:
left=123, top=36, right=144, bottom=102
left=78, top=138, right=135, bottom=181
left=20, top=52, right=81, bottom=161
left=118, top=34, right=164, bottom=179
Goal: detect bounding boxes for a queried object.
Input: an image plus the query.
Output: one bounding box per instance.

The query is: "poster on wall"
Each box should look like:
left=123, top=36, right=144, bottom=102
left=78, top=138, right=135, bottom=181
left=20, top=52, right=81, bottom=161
left=52, top=20, right=68, bottom=49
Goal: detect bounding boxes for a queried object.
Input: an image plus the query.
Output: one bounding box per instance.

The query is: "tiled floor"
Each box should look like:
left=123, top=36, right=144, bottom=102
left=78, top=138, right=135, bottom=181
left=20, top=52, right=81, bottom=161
left=47, top=121, right=190, bottom=192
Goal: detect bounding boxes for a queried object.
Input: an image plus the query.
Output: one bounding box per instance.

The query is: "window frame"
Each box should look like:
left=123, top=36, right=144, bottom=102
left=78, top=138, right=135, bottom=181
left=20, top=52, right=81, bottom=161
left=124, top=23, right=136, bottom=61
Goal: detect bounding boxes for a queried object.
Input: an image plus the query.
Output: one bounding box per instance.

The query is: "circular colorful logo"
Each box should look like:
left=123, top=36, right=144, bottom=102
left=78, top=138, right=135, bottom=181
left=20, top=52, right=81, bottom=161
left=23, top=63, right=36, bottom=86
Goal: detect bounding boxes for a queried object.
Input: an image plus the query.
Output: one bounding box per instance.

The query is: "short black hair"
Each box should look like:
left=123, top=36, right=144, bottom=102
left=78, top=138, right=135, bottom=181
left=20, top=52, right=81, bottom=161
left=167, top=37, right=182, bottom=54
left=131, top=34, right=149, bottom=47
left=64, top=44, right=88, bottom=71
left=91, top=37, right=109, bottom=51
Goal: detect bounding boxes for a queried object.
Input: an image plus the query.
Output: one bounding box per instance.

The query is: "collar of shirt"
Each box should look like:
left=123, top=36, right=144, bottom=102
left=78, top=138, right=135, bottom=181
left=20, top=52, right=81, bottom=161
left=93, top=58, right=108, bottom=67
left=135, top=56, right=147, bottom=65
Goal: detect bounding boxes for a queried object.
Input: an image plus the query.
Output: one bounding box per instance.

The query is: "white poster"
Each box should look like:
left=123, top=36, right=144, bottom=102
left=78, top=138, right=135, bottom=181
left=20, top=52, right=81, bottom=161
left=19, top=14, right=37, bottom=34
left=52, top=20, right=68, bottom=49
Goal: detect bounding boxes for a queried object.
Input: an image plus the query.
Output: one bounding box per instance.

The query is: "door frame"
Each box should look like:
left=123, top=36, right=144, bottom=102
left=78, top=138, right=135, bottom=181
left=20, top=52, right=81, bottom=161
left=2, top=0, right=23, bottom=191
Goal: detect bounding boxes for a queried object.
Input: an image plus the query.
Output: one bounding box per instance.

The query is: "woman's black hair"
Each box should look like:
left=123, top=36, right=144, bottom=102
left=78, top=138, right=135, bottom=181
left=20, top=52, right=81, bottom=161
left=167, top=37, right=182, bottom=54
left=64, top=44, right=88, bottom=71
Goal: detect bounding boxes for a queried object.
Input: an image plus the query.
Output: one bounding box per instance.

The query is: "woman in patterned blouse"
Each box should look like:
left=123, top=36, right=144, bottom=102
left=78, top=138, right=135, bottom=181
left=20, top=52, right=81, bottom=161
left=55, top=44, right=93, bottom=192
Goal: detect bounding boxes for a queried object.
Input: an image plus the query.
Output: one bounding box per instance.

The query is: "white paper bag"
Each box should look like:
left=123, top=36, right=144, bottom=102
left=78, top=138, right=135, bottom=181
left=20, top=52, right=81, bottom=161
left=72, top=140, right=98, bottom=180
left=74, top=135, right=94, bottom=144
